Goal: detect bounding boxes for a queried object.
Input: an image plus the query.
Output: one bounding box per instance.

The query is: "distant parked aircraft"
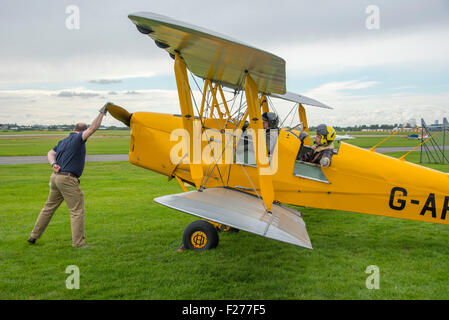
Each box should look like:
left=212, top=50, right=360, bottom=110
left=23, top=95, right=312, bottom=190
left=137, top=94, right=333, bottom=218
left=408, top=134, right=429, bottom=139
left=335, top=134, right=355, bottom=141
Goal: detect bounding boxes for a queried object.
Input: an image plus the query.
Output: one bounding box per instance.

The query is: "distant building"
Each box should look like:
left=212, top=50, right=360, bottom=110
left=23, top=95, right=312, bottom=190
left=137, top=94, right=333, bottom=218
left=426, top=118, right=449, bottom=131
left=406, top=118, right=417, bottom=128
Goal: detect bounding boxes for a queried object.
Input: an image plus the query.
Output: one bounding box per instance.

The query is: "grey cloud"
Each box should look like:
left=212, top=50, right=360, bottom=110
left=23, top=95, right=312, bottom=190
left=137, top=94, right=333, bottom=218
left=108, top=91, right=118, bottom=95
left=1, top=0, right=448, bottom=88
left=1, top=0, right=448, bottom=129
left=89, top=79, right=122, bottom=85
left=2, top=0, right=448, bottom=62
left=56, top=91, right=100, bottom=98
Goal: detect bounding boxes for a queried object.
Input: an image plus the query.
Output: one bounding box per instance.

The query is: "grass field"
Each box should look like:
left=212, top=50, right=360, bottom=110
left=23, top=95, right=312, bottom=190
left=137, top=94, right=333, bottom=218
left=0, top=132, right=130, bottom=156
left=337, top=136, right=419, bottom=148
left=1, top=131, right=449, bottom=300
left=2, top=130, right=448, bottom=157
left=382, top=151, right=449, bottom=167
left=0, top=129, right=130, bottom=136
left=339, top=134, right=449, bottom=149
left=1, top=156, right=449, bottom=300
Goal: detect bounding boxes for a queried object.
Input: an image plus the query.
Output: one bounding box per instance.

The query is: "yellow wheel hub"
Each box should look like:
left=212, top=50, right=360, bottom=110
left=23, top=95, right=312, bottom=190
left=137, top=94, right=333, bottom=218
left=191, top=231, right=207, bottom=249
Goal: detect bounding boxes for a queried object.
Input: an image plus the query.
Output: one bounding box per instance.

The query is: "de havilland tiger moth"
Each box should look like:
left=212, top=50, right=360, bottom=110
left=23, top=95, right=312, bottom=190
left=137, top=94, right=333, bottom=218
left=104, top=12, right=449, bottom=251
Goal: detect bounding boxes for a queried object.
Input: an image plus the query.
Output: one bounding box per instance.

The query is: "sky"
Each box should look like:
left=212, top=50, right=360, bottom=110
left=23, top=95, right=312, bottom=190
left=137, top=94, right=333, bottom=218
left=0, top=0, right=448, bottom=127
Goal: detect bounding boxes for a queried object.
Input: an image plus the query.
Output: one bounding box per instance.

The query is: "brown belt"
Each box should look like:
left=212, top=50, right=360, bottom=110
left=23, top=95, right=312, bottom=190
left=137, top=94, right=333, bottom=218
left=58, top=172, right=79, bottom=178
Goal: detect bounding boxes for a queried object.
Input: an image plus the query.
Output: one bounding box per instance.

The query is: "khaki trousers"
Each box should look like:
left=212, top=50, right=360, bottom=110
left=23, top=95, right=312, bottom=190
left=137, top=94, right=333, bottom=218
left=31, top=173, right=86, bottom=247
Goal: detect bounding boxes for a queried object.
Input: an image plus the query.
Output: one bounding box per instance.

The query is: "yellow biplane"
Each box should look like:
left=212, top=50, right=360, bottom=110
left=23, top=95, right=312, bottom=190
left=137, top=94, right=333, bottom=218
left=106, top=12, right=449, bottom=250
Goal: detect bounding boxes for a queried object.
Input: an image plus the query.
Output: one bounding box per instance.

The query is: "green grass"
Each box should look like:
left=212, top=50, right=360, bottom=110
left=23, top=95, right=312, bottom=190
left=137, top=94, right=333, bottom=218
left=354, top=136, right=418, bottom=148
left=337, top=131, right=401, bottom=135
left=0, top=129, right=130, bottom=136
left=383, top=151, right=449, bottom=167
left=2, top=130, right=447, bottom=156
left=338, top=136, right=432, bottom=148
left=1, top=158, right=449, bottom=300
left=0, top=135, right=130, bottom=156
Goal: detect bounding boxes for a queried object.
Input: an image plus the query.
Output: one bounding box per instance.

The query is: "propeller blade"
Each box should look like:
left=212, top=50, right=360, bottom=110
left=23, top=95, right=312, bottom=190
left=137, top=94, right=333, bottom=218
left=106, top=103, right=132, bottom=127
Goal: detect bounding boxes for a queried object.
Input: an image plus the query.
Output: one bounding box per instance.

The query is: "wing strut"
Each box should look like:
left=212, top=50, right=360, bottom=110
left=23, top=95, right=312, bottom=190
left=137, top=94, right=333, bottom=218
left=298, top=103, right=311, bottom=146
left=244, top=73, right=275, bottom=212
left=260, top=94, right=269, bottom=113
left=174, top=54, right=204, bottom=189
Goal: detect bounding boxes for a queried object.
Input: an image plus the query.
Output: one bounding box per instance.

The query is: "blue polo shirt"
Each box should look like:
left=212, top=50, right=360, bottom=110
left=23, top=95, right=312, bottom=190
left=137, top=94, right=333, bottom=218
left=53, top=132, right=86, bottom=178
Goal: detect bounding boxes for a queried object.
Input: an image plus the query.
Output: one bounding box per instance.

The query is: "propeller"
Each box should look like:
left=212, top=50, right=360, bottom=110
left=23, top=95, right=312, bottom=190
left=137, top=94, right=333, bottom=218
left=105, top=103, right=132, bottom=127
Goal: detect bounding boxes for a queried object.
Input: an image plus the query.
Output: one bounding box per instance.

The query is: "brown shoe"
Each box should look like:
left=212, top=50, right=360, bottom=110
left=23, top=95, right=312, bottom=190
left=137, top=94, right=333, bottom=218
left=27, top=237, right=36, bottom=244
left=73, top=244, right=89, bottom=248
left=176, top=244, right=186, bottom=252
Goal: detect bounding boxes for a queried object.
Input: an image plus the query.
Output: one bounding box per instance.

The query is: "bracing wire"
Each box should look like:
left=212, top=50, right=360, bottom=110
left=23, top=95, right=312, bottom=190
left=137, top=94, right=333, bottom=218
left=183, top=72, right=271, bottom=214
left=186, top=72, right=225, bottom=187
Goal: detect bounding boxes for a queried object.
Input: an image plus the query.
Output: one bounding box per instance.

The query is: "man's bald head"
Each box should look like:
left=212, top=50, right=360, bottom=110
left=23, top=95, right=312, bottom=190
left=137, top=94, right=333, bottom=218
left=74, top=123, right=88, bottom=132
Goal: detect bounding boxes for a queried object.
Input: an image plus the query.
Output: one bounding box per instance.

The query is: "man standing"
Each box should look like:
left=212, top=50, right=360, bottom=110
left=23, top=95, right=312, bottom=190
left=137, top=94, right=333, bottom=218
left=28, top=105, right=108, bottom=247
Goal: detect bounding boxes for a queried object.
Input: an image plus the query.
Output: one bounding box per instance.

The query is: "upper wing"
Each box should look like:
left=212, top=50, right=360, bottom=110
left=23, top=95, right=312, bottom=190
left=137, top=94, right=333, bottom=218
left=270, top=91, right=333, bottom=109
left=128, top=12, right=286, bottom=95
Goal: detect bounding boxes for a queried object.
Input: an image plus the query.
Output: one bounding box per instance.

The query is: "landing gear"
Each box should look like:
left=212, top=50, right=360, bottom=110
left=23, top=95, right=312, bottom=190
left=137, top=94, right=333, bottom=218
left=182, top=220, right=219, bottom=251
left=217, top=225, right=240, bottom=233
left=207, top=220, right=240, bottom=233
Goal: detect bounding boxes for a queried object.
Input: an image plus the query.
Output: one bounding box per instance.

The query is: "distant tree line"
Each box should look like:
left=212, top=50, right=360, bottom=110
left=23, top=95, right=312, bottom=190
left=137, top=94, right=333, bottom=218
left=2, top=123, right=413, bottom=132
left=309, top=124, right=406, bottom=131
left=0, top=124, right=129, bottom=131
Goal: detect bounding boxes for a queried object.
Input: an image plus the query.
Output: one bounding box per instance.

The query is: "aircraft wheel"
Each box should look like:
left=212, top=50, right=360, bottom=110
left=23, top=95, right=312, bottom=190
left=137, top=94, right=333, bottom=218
left=183, top=220, right=219, bottom=251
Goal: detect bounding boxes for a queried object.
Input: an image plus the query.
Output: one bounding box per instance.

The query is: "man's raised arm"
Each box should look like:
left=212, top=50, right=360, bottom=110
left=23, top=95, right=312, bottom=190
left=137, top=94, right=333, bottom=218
left=82, top=104, right=108, bottom=141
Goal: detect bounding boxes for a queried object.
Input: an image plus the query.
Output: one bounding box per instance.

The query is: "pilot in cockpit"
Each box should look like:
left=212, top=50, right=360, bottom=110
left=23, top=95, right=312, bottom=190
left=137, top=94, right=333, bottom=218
left=298, top=124, right=335, bottom=168
left=262, top=112, right=279, bottom=156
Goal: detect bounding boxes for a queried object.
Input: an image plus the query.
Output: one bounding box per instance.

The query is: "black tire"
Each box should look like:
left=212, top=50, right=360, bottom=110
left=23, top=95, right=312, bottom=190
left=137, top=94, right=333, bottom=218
left=183, top=220, right=219, bottom=251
